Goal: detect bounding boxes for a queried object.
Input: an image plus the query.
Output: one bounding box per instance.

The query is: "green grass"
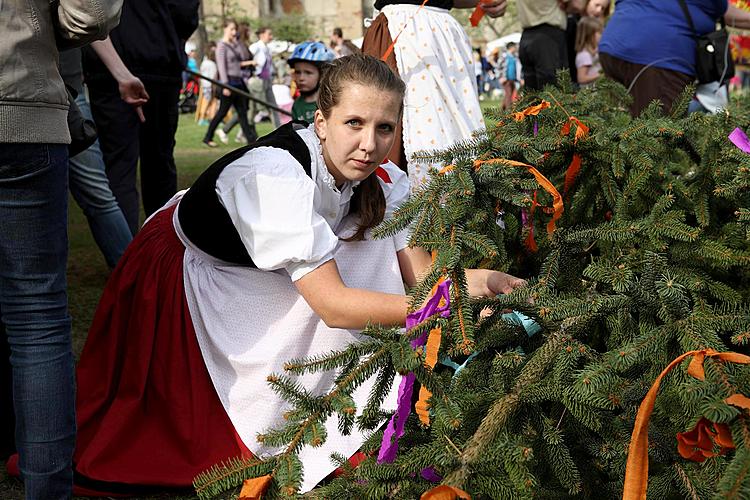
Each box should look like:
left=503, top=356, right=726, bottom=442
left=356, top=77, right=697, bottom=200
left=0, top=101, right=502, bottom=499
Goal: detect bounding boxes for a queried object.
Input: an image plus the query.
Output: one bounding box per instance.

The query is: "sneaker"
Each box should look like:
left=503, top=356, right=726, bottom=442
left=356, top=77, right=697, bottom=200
left=202, top=139, right=218, bottom=148
left=216, top=129, right=229, bottom=144
left=235, top=131, right=246, bottom=144
left=198, top=119, right=209, bottom=126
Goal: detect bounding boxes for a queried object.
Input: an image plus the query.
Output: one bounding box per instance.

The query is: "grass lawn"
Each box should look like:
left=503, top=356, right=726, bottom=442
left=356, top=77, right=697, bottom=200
left=0, top=99, right=501, bottom=499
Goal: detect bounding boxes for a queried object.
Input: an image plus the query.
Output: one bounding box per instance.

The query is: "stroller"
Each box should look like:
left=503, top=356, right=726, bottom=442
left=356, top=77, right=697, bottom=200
left=178, top=74, right=200, bottom=114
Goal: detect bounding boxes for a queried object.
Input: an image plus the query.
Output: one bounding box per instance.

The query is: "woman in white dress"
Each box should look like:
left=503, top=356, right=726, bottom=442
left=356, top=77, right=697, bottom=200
left=70, top=54, right=524, bottom=495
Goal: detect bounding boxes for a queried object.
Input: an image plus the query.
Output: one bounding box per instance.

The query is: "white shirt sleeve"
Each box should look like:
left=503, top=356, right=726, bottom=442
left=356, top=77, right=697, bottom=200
left=216, top=147, right=339, bottom=281
left=376, top=161, right=411, bottom=251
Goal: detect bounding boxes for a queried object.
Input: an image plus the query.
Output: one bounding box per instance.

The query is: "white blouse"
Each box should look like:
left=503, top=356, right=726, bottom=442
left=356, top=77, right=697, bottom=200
left=216, top=124, right=410, bottom=281
left=174, top=126, right=410, bottom=491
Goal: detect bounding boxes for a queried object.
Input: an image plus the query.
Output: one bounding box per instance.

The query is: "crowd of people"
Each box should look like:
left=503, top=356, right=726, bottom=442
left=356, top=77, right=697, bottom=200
left=5, top=0, right=750, bottom=498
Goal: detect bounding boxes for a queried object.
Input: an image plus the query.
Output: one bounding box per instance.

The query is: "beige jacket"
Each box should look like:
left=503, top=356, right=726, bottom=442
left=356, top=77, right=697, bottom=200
left=0, top=0, right=122, bottom=144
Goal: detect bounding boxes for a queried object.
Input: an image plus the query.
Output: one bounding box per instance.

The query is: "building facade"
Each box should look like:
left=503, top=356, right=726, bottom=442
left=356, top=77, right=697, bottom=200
left=203, top=0, right=371, bottom=41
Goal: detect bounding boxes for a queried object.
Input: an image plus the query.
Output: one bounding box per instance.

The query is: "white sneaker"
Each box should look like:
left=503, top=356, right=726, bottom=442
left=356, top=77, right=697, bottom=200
left=235, top=131, right=246, bottom=144
left=216, top=129, right=229, bottom=144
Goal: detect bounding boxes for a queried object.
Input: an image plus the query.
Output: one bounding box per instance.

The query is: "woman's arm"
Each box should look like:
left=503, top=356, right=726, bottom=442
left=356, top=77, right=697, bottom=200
left=90, top=37, right=149, bottom=121
left=295, top=246, right=526, bottom=330
left=577, top=65, right=600, bottom=84
left=725, top=4, right=750, bottom=30
left=453, top=0, right=508, bottom=17
left=294, top=259, right=410, bottom=330
left=397, top=246, right=527, bottom=297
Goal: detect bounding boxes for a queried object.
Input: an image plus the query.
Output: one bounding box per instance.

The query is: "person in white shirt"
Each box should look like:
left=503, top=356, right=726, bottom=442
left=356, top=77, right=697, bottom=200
left=248, top=26, right=281, bottom=127
left=196, top=42, right=219, bottom=125
left=71, top=54, right=526, bottom=495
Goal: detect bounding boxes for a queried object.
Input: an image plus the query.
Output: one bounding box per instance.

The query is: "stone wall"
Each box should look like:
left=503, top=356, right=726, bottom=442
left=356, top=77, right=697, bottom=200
left=202, top=0, right=368, bottom=41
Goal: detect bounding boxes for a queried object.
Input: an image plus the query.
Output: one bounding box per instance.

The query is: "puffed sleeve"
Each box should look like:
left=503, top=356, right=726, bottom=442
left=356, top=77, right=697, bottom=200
left=374, top=161, right=411, bottom=251
left=217, top=147, right=340, bottom=282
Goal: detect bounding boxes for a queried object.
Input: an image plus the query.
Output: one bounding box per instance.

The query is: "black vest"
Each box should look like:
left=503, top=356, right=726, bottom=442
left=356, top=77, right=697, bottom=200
left=178, top=121, right=312, bottom=266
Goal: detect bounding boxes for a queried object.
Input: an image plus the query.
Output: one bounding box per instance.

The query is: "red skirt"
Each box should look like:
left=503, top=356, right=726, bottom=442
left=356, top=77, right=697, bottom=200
left=72, top=204, right=250, bottom=494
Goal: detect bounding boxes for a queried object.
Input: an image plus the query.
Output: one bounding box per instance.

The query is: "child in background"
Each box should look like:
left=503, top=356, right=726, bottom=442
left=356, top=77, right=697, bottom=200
left=499, top=42, right=520, bottom=111
left=196, top=42, right=218, bottom=125
left=575, top=16, right=604, bottom=87
left=584, top=0, right=610, bottom=19
left=288, top=41, right=335, bottom=123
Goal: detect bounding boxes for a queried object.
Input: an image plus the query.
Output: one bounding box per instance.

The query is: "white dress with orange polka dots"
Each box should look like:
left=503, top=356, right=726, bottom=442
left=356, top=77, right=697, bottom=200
left=381, top=4, right=485, bottom=192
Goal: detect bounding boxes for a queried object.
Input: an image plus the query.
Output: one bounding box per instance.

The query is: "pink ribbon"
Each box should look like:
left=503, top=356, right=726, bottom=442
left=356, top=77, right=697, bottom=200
left=377, top=280, right=451, bottom=464
left=729, top=127, right=750, bottom=154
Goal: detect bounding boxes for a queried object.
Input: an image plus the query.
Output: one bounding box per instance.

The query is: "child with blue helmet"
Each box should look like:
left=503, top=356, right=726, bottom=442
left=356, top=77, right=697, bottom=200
left=288, top=41, right=335, bottom=123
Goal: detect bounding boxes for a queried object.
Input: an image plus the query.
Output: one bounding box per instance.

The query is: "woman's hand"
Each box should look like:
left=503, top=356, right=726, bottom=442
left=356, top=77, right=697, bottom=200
left=222, top=88, right=232, bottom=97
left=118, top=76, right=149, bottom=122
left=482, top=0, right=508, bottom=18
left=466, top=269, right=526, bottom=297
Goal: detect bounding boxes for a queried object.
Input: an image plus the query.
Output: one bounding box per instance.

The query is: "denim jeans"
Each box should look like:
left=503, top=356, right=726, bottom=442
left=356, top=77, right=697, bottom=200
left=0, top=144, right=75, bottom=500
left=69, top=91, right=133, bottom=268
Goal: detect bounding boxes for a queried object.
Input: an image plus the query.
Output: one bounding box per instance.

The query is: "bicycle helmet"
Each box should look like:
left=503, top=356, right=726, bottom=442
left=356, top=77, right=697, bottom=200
left=288, top=41, right=335, bottom=67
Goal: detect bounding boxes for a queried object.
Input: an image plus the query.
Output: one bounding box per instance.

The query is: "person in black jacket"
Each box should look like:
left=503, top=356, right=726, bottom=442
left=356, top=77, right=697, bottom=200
left=83, top=0, right=200, bottom=235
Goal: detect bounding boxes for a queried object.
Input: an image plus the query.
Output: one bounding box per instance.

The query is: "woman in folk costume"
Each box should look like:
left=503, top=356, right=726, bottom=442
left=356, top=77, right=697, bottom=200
left=362, top=0, right=508, bottom=192
left=70, top=54, right=525, bottom=495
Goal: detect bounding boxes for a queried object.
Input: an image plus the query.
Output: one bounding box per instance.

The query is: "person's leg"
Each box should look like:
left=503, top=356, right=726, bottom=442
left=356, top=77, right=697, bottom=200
left=139, top=82, right=180, bottom=218
left=221, top=114, right=239, bottom=135
left=247, top=76, right=265, bottom=125
left=204, top=93, right=234, bottom=142
left=68, top=90, right=133, bottom=268
left=519, top=29, right=539, bottom=91
left=0, top=144, right=74, bottom=500
left=502, top=80, right=515, bottom=110
left=232, top=91, right=258, bottom=143
left=263, top=79, right=281, bottom=128
left=88, top=81, right=142, bottom=235
left=0, top=323, right=14, bottom=461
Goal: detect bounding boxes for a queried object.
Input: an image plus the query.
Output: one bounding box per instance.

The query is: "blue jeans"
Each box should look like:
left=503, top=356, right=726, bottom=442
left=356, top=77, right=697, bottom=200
left=69, top=91, right=133, bottom=268
left=0, top=144, right=75, bottom=500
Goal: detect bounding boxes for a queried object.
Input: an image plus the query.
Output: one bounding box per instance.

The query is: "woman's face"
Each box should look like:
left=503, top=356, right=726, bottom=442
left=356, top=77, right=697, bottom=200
left=585, top=0, right=609, bottom=18
left=315, top=83, right=401, bottom=187
left=224, top=23, right=237, bottom=40
left=293, top=62, right=321, bottom=94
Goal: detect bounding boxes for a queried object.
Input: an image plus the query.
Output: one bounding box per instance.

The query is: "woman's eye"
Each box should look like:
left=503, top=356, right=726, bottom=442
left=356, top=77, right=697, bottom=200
left=347, top=119, right=361, bottom=127
left=379, top=124, right=394, bottom=132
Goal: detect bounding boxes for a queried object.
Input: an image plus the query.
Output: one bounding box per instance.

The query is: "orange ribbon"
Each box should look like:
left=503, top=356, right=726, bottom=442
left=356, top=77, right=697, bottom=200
left=623, top=349, right=750, bottom=500
left=413, top=258, right=447, bottom=427
left=415, top=326, right=443, bottom=426
left=438, top=164, right=455, bottom=175
left=474, top=158, right=563, bottom=234
left=560, top=116, right=589, bottom=197
left=525, top=191, right=539, bottom=252
left=512, top=100, right=551, bottom=122
left=238, top=475, right=273, bottom=500
left=381, top=0, right=430, bottom=62
left=421, top=484, right=472, bottom=499
left=676, top=417, right=734, bottom=462
left=563, top=154, right=581, bottom=197
left=469, top=1, right=487, bottom=27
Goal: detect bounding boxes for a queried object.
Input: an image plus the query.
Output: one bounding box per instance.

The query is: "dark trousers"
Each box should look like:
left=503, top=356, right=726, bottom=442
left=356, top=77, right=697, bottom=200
left=519, top=24, right=568, bottom=91
left=88, top=80, right=181, bottom=235
left=600, top=52, right=695, bottom=117
left=0, top=323, right=13, bottom=460
left=204, top=82, right=257, bottom=144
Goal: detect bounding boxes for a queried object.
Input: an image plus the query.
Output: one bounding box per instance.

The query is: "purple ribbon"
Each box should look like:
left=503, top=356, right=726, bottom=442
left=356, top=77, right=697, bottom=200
left=729, top=127, right=750, bottom=154
left=533, top=118, right=539, bottom=137
left=421, top=467, right=443, bottom=483
left=377, top=280, right=451, bottom=464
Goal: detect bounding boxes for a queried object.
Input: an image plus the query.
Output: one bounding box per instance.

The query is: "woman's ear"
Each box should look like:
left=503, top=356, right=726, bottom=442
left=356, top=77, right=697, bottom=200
left=313, top=109, right=327, bottom=141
